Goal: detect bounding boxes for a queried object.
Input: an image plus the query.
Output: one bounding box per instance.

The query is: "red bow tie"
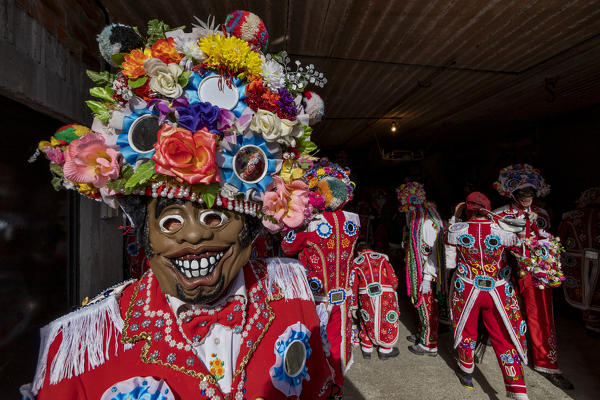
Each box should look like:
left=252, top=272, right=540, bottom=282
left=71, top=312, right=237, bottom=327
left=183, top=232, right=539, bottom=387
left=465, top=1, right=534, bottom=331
left=178, top=297, right=245, bottom=344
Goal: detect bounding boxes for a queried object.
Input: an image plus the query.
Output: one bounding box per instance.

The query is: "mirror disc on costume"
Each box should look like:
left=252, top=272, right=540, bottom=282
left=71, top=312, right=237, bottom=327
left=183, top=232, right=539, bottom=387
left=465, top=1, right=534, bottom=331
left=233, top=145, right=268, bottom=183
left=128, top=114, right=160, bottom=153
left=198, top=75, right=239, bottom=110
left=284, top=340, right=306, bottom=378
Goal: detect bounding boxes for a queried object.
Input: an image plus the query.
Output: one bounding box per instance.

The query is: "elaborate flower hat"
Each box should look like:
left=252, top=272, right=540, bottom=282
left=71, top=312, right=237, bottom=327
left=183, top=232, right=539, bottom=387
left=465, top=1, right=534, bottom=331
left=32, top=11, right=339, bottom=233
left=493, top=164, right=551, bottom=198
left=576, top=187, right=600, bottom=208
left=396, top=181, right=427, bottom=212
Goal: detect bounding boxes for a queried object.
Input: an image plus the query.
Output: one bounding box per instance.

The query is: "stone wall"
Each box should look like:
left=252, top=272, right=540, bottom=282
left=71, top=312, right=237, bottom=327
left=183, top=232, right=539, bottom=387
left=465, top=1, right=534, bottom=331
left=0, top=0, right=124, bottom=300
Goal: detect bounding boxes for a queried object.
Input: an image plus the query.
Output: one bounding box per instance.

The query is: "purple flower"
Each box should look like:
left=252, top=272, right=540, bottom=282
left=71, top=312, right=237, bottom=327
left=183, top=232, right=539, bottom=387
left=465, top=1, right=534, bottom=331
left=176, top=102, right=220, bottom=132
left=276, top=88, right=298, bottom=118
left=147, top=97, right=189, bottom=124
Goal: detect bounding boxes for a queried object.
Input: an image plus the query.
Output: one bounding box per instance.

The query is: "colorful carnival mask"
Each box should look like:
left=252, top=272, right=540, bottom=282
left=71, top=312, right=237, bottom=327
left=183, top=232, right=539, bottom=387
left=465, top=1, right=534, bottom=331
left=31, top=11, right=349, bottom=302
left=493, top=164, right=551, bottom=198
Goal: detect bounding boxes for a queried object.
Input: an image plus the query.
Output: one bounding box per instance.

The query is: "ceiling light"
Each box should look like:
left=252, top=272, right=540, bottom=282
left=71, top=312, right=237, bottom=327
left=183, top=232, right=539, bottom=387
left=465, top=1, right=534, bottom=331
left=390, top=121, right=397, bottom=132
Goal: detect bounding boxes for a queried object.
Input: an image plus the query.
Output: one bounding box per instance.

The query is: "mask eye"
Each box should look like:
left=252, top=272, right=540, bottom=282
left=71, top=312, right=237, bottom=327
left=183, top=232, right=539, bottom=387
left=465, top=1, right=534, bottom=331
left=159, top=214, right=184, bottom=233
left=199, top=210, right=229, bottom=228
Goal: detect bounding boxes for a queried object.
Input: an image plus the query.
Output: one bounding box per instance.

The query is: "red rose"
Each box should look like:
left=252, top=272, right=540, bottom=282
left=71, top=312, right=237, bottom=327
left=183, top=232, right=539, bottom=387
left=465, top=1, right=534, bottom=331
left=152, top=125, right=220, bottom=185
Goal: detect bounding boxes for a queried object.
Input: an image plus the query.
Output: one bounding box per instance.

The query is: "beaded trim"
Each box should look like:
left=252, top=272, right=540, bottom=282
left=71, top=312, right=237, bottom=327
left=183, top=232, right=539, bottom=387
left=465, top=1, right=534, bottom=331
left=121, top=262, right=281, bottom=399
left=127, top=183, right=262, bottom=218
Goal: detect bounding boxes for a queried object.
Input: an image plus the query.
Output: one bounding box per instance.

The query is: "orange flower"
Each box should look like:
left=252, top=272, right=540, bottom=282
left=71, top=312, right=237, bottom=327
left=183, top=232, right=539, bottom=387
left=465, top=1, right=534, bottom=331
left=122, top=48, right=151, bottom=79
left=152, top=125, right=220, bottom=185
left=152, top=38, right=183, bottom=64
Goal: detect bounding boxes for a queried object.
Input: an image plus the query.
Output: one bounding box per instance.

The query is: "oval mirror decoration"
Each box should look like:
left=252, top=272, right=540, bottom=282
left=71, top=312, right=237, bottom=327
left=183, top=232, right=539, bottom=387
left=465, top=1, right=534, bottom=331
left=128, top=114, right=160, bottom=154
left=283, top=340, right=307, bottom=378
left=233, top=145, right=268, bottom=184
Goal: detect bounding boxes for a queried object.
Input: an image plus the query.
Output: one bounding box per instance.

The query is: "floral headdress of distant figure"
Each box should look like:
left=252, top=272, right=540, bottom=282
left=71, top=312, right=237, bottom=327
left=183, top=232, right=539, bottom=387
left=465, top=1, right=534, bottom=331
left=576, top=187, right=600, bottom=208
left=396, top=181, right=427, bottom=212
left=31, top=10, right=339, bottom=235
left=493, top=163, right=551, bottom=198
left=304, top=158, right=355, bottom=213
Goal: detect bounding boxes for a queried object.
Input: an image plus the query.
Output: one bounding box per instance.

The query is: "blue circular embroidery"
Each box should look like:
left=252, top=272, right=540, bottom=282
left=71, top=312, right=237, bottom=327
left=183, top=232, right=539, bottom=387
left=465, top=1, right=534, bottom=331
left=307, top=277, right=322, bottom=293
left=458, top=234, right=475, bottom=248
left=272, top=326, right=312, bottom=395
left=457, top=263, right=467, bottom=275
left=519, top=320, right=527, bottom=335
left=284, top=230, right=296, bottom=243
left=484, top=234, right=501, bottom=250
left=370, top=252, right=381, bottom=259
left=343, top=220, right=358, bottom=236
left=454, top=278, right=465, bottom=292
left=316, top=222, right=333, bottom=239
left=500, top=266, right=511, bottom=280
left=354, top=255, right=365, bottom=265
left=505, top=283, right=515, bottom=297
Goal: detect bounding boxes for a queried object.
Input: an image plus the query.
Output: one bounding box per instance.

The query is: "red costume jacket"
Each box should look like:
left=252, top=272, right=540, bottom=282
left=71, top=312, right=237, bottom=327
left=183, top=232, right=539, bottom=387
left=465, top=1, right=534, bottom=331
left=350, top=250, right=400, bottom=348
left=280, top=211, right=360, bottom=386
left=559, top=206, right=600, bottom=312
left=446, top=220, right=528, bottom=363
left=27, top=260, right=335, bottom=400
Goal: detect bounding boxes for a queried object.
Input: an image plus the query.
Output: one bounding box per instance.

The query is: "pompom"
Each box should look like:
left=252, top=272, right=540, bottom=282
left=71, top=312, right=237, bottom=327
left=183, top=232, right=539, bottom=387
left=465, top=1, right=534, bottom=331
left=302, top=91, right=325, bottom=125
left=97, top=24, right=144, bottom=66
left=224, top=10, right=269, bottom=52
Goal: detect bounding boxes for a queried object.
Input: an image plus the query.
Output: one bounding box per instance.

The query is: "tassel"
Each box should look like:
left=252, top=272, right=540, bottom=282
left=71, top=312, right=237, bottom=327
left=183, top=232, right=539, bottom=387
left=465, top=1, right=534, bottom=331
left=32, top=294, right=124, bottom=394
left=265, top=257, right=314, bottom=302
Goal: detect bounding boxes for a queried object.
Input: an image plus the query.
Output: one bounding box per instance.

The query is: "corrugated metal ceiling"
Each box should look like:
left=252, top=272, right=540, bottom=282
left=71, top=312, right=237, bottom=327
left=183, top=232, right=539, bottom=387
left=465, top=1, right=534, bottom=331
left=100, top=0, right=600, bottom=150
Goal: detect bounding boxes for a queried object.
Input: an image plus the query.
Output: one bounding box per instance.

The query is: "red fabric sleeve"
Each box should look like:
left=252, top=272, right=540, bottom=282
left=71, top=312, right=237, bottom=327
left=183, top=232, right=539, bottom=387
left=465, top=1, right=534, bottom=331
left=280, top=230, right=319, bottom=255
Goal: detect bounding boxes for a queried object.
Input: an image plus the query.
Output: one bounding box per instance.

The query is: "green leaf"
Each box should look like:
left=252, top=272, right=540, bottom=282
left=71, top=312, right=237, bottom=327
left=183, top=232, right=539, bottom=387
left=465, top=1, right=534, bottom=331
left=49, top=163, right=64, bottom=177
left=86, top=70, right=116, bottom=85
left=85, top=100, right=110, bottom=124
left=296, top=125, right=318, bottom=155
left=128, top=76, right=148, bottom=89
left=111, top=52, right=127, bottom=67
left=51, top=177, right=63, bottom=191
left=54, top=128, right=79, bottom=144
left=125, top=160, right=158, bottom=191
left=106, top=164, right=134, bottom=192
left=90, top=86, right=116, bottom=103
left=146, top=20, right=185, bottom=46
left=178, top=71, right=192, bottom=88
left=200, top=183, right=220, bottom=209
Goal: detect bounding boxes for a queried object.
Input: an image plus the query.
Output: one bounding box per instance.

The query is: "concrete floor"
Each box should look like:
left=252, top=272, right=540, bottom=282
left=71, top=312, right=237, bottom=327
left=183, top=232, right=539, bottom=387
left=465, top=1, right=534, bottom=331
left=343, top=298, right=600, bottom=400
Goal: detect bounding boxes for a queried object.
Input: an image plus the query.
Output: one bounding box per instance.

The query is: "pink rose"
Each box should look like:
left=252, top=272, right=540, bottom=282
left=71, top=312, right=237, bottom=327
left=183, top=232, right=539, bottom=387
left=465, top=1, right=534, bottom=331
left=152, top=125, right=220, bottom=185
left=262, top=176, right=310, bottom=232
left=62, top=133, right=120, bottom=188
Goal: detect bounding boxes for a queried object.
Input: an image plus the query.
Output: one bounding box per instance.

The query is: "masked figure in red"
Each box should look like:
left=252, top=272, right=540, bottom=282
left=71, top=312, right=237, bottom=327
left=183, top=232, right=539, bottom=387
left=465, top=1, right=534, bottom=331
left=350, top=249, right=400, bottom=359
left=558, top=187, right=600, bottom=334
left=446, top=192, right=529, bottom=399
left=493, top=164, right=573, bottom=390
left=22, top=11, right=338, bottom=400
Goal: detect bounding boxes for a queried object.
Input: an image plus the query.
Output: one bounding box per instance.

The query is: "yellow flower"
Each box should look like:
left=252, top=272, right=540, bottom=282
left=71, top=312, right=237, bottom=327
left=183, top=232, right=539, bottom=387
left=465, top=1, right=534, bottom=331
left=317, top=168, right=325, bottom=176
left=77, top=183, right=98, bottom=195
left=308, top=178, right=318, bottom=189
left=199, top=34, right=263, bottom=79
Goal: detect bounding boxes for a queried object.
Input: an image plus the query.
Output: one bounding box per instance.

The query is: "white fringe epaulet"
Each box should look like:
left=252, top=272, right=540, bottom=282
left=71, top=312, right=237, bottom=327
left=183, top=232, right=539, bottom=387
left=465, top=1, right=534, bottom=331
left=265, top=257, right=314, bottom=302
left=31, top=280, right=134, bottom=395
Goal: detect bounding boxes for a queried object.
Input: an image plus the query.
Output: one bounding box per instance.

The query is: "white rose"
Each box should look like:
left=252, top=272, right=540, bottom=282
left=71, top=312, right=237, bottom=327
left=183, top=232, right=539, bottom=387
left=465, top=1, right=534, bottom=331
left=279, top=119, right=304, bottom=147
left=144, top=58, right=183, bottom=98
left=251, top=109, right=281, bottom=142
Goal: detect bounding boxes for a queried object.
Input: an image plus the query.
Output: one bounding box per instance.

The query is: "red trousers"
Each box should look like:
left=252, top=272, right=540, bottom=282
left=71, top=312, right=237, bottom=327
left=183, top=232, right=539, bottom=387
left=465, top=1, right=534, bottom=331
left=416, top=291, right=439, bottom=350
left=518, top=274, right=560, bottom=373
left=457, top=293, right=527, bottom=398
